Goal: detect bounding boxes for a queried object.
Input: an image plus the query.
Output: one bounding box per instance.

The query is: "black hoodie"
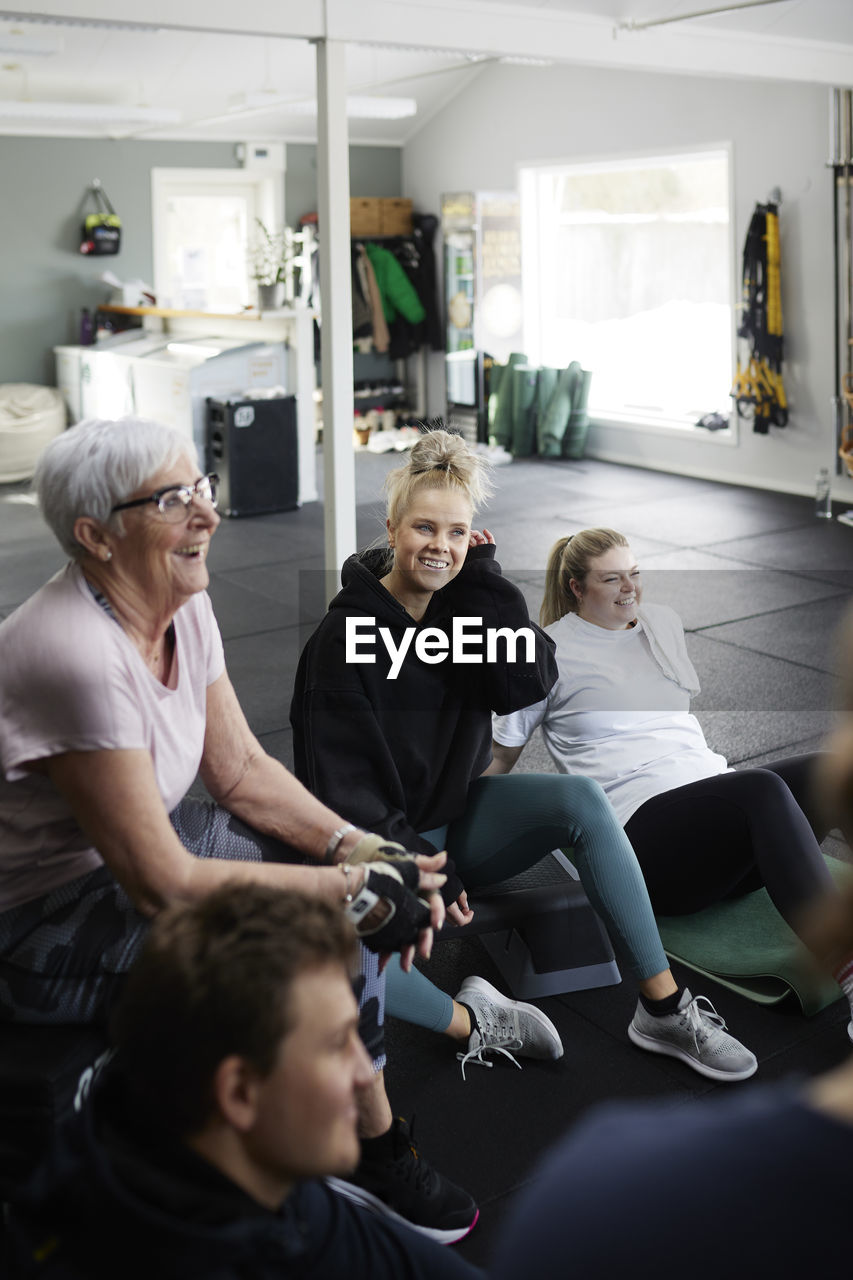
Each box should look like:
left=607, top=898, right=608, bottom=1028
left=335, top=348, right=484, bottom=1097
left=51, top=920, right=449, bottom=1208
left=290, top=544, right=556, bottom=859
left=6, top=1068, right=482, bottom=1280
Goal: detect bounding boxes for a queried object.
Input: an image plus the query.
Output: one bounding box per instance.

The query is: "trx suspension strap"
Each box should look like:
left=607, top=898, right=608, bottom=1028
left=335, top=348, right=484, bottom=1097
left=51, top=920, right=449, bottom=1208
left=730, top=201, right=787, bottom=434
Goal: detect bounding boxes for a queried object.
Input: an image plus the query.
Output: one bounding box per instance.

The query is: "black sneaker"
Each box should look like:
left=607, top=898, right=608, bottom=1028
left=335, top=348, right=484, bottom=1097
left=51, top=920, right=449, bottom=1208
left=326, top=1116, right=479, bottom=1244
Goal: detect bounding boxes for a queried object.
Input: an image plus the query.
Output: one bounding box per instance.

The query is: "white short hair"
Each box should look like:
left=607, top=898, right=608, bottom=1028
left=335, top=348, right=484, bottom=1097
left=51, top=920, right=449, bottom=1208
left=34, top=417, right=198, bottom=559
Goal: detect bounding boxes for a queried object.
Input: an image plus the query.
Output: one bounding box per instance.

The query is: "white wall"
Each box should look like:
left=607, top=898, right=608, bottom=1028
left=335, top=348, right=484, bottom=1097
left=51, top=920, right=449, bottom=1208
left=403, top=62, right=853, bottom=503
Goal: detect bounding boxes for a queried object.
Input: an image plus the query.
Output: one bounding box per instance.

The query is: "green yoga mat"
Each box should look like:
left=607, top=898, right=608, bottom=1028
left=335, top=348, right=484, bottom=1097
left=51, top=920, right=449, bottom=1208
left=656, top=855, right=853, bottom=1015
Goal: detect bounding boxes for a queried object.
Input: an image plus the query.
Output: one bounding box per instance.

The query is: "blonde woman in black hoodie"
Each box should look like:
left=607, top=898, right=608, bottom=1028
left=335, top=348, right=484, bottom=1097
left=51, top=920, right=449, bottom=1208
left=292, top=430, right=755, bottom=1088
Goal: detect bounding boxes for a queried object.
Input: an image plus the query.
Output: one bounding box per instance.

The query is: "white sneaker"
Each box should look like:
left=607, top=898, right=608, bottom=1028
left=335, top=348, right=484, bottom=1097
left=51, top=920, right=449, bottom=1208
left=628, top=988, right=757, bottom=1083
left=454, top=975, right=563, bottom=1080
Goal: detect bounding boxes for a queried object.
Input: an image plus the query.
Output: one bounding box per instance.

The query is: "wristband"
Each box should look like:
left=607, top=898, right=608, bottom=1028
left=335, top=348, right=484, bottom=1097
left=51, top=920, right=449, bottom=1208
left=324, top=823, right=357, bottom=865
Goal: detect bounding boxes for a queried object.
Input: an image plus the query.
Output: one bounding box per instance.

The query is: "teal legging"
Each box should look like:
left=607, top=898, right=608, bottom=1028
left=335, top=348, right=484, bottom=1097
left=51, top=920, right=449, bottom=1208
left=384, top=773, right=669, bottom=1032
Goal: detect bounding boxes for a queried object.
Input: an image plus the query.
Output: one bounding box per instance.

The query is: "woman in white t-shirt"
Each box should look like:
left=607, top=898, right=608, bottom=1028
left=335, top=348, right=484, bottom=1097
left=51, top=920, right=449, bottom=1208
left=491, top=527, right=853, bottom=1039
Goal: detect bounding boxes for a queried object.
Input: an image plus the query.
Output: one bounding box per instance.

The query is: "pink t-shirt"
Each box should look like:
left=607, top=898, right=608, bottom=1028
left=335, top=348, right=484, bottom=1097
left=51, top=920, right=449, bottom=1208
left=0, top=563, right=225, bottom=911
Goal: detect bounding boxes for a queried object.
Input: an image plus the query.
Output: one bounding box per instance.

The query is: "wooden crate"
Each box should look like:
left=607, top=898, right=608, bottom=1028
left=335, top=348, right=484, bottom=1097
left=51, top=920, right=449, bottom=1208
left=379, top=197, right=413, bottom=237
left=350, top=197, right=382, bottom=237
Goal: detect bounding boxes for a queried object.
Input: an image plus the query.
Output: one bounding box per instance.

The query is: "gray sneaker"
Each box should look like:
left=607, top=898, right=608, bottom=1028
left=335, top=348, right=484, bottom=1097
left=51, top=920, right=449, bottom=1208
left=454, top=975, right=564, bottom=1080
left=628, top=988, right=757, bottom=1083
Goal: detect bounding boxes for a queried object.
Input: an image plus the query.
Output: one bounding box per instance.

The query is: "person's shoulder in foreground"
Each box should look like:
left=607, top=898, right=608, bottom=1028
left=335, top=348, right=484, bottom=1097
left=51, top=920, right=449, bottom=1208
left=6, top=883, right=482, bottom=1280
left=492, top=1082, right=850, bottom=1280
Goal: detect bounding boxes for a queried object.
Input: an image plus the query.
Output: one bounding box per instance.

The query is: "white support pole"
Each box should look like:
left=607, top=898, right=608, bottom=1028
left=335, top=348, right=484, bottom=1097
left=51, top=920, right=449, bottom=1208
left=315, top=37, right=356, bottom=597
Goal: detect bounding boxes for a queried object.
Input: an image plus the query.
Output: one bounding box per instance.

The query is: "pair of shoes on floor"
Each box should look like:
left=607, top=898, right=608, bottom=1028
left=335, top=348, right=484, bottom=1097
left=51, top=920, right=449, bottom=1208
left=327, top=1115, right=478, bottom=1244
left=629, top=987, right=758, bottom=1083
left=454, top=975, right=564, bottom=1080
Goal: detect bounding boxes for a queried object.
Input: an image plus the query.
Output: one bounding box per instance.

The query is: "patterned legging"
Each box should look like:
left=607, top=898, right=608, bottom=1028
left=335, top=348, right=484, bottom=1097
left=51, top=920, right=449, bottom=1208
left=0, top=798, right=386, bottom=1067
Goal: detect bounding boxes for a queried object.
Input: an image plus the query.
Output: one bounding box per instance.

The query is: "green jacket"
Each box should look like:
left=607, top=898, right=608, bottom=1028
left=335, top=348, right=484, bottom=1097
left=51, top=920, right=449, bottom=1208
left=364, top=242, right=426, bottom=325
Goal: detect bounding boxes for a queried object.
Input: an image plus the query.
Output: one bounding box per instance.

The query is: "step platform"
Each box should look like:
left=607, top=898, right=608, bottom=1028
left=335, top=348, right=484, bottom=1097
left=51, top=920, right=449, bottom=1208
left=439, top=850, right=621, bottom=1000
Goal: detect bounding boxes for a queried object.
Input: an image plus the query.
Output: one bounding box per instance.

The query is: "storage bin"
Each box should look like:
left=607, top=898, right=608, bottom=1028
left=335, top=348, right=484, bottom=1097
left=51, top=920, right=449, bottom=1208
left=380, top=197, right=413, bottom=236
left=350, top=197, right=382, bottom=237
left=0, top=384, right=66, bottom=482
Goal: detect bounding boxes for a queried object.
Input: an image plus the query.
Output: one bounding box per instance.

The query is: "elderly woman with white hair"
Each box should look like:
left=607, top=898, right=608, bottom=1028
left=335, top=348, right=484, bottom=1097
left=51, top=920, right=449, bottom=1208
left=0, top=416, right=448, bottom=1023
left=0, top=416, right=478, bottom=1245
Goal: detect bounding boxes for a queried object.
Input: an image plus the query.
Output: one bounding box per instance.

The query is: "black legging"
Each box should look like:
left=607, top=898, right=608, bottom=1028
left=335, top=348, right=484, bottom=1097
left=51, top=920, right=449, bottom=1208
left=623, top=754, right=835, bottom=931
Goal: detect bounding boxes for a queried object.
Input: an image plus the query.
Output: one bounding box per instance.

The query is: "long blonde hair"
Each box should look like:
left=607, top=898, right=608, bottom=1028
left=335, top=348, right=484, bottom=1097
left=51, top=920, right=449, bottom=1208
left=541, top=528, right=630, bottom=627
left=384, top=428, right=493, bottom=531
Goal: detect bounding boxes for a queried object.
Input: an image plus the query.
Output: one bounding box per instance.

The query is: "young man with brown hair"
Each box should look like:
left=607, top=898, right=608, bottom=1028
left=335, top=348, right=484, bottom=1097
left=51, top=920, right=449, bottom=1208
left=7, top=885, right=482, bottom=1279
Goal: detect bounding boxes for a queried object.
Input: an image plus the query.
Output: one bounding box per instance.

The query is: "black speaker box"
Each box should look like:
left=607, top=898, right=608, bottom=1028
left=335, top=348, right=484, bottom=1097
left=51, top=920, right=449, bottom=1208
left=206, top=395, right=299, bottom=517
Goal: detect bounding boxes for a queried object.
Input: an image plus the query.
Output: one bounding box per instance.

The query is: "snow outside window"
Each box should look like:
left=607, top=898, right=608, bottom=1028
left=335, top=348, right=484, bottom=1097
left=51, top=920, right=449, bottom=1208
left=520, top=149, right=734, bottom=430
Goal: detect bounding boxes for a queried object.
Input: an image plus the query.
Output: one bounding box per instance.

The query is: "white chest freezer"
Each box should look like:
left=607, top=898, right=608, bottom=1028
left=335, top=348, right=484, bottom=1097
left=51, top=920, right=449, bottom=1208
left=55, top=332, right=171, bottom=425
left=79, top=333, right=173, bottom=421
left=129, top=337, right=288, bottom=456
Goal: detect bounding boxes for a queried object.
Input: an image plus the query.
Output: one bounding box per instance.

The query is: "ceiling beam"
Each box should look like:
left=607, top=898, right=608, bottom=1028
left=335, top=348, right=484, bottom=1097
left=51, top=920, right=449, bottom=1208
left=3, top=1, right=853, bottom=87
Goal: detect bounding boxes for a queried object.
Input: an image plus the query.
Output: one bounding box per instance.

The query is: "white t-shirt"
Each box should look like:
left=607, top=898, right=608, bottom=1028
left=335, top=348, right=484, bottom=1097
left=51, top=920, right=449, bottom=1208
left=492, top=605, right=728, bottom=825
left=0, top=563, right=225, bottom=910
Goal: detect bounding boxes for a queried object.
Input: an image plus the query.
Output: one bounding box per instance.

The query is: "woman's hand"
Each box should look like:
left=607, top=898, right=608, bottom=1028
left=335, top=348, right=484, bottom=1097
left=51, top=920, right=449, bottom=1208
left=469, top=527, right=495, bottom=548
left=388, top=851, right=448, bottom=974
left=414, top=849, right=448, bottom=900
left=445, top=888, right=474, bottom=928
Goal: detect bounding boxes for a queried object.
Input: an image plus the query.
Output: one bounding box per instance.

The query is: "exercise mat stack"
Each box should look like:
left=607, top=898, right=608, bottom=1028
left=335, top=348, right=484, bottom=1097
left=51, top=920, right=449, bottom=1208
left=488, top=355, right=592, bottom=460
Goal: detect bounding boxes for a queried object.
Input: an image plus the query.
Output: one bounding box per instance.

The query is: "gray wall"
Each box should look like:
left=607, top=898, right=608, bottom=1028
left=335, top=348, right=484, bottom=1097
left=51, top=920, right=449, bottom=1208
left=403, top=63, right=851, bottom=502
left=285, top=142, right=402, bottom=225
left=0, top=138, right=239, bottom=386
left=0, top=137, right=401, bottom=386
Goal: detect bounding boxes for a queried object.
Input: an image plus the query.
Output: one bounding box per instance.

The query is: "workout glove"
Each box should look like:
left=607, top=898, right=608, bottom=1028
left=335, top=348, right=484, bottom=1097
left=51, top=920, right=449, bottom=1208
left=345, top=833, right=412, bottom=867
left=347, top=831, right=464, bottom=910
left=344, top=858, right=431, bottom=953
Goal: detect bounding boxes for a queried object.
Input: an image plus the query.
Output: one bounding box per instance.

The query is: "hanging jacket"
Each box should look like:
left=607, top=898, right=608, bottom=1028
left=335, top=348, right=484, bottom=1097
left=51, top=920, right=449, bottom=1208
left=363, top=242, right=426, bottom=326
left=351, top=246, right=373, bottom=340
left=362, top=250, right=391, bottom=354
left=412, top=213, right=444, bottom=351
left=290, top=545, right=557, bottom=858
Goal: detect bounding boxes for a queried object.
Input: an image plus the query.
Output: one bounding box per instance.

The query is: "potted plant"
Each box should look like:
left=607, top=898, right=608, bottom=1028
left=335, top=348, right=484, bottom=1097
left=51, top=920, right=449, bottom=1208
left=249, top=219, right=290, bottom=310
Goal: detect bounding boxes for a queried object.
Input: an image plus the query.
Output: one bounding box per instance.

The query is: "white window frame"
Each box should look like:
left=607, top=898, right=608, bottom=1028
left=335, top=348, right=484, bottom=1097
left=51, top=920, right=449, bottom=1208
left=519, top=143, right=738, bottom=445
left=151, top=167, right=284, bottom=311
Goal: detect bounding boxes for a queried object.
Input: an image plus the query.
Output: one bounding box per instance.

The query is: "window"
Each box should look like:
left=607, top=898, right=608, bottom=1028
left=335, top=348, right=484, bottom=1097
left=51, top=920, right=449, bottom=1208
left=151, top=168, right=284, bottom=312
left=520, top=148, right=733, bottom=429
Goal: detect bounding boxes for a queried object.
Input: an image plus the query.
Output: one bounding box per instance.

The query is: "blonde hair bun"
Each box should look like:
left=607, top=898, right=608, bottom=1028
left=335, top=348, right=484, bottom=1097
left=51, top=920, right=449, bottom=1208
left=384, top=426, right=494, bottom=528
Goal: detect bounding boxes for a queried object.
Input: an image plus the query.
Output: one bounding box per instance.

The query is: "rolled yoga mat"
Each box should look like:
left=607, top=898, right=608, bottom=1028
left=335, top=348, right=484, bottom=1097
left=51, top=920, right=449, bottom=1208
left=656, top=854, right=851, bottom=1015
left=538, top=361, right=581, bottom=458
left=561, top=368, right=593, bottom=460
left=534, top=367, right=560, bottom=456
left=509, top=364, right=539, bottom=457
left=489, top=352, right=527, bottom=450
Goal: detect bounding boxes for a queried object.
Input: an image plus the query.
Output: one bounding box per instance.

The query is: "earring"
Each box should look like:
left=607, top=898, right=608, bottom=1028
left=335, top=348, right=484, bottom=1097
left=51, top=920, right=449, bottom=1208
left=104, top=550, right=112, bottom=562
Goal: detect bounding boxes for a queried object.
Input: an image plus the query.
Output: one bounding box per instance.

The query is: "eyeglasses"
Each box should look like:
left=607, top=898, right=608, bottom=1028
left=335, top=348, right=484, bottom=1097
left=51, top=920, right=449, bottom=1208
left=111, top=474, right=220, bottom=521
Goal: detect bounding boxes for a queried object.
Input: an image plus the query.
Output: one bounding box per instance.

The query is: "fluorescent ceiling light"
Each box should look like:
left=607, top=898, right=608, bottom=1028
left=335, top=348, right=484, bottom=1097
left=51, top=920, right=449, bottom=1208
left=499, top=56, right=553, bottom=66
left=346, top=95, right=416, bottom=118
left=0, top=30, right=63, bottom=55
left=284, top=95, right=417, bottom=119
left=0, top=100, right=181, bottom=123
left=356, top=42, right=491, bottom=59
left=0, top=11, right=163, bottom=32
